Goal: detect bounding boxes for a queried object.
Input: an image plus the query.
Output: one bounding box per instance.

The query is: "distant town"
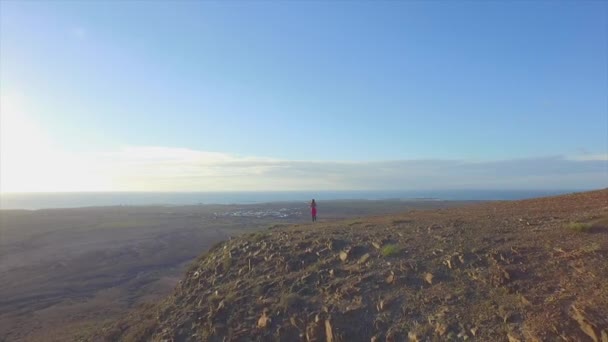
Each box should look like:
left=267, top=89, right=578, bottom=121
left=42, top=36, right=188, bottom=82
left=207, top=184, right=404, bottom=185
left=214, top=207, right=303, bottom=219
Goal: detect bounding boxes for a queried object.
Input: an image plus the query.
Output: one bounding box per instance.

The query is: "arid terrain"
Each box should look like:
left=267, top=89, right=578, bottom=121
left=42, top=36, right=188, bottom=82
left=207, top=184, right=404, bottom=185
left=0, top=199, right=468, bottom=341
left=101, top=190, right=607, bottom=341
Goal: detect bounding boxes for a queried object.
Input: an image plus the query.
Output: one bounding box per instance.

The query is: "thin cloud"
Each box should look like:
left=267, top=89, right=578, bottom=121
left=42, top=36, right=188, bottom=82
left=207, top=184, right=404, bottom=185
left=2, top=143, right=605, bottom=192
left=567, top=154, right=608, bottom=161
left=92, top=146, right=606, bottom=192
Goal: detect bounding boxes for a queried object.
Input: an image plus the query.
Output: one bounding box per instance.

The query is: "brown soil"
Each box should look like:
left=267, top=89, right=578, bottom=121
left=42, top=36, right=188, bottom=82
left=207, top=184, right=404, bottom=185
left=98, top=189, right=608, bottom=342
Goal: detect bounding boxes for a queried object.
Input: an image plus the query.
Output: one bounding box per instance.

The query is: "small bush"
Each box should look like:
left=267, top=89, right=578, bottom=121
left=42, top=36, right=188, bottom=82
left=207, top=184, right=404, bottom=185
left=566, top=222, right=592, bottom=233
left=581, top=242, right=601, bottom=254
left=278, top=293, right=304, bottom=310
left=224, top=291, right=238, bottom=303
left=392, top=219, right=411, bottom=225
left=381, top=244, right=400, bottom=257
left=222, top=255, right=233, bottom=271
left=250, top=232, right=266, bottom=242
left=123, top=319, right=158, bottom=341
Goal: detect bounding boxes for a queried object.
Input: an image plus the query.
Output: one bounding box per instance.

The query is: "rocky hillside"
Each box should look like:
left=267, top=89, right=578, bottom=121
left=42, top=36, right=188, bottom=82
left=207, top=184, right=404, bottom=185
left=99, top=190, right=608, bottom=342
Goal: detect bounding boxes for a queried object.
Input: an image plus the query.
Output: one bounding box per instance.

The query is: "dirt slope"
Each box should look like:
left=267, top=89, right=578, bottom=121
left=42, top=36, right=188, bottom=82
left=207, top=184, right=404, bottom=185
left=99, top=190, right=608, bottom=342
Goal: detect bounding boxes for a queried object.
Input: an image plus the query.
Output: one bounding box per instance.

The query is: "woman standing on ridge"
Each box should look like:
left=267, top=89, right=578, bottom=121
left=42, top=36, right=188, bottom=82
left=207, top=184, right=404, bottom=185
left=310, top=199, right=317, bottom=222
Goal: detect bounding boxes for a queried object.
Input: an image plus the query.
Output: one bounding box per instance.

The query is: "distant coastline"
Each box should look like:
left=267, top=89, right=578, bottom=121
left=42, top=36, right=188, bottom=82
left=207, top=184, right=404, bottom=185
left=0, top=190, right=584, bottom=210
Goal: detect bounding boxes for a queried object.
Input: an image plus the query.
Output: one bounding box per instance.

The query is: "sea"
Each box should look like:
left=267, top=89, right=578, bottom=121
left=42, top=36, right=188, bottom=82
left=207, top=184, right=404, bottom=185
left=0, top=190, right=584, bottom=210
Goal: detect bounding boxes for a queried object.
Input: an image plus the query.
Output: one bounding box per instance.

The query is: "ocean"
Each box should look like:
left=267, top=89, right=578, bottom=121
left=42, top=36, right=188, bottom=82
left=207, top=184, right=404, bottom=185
left=0, top=190, right=583, bottom=210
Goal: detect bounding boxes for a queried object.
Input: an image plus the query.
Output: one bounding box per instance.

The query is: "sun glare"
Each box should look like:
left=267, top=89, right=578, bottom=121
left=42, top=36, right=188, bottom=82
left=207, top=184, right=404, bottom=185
left=0, top=93, right=109, bottom=193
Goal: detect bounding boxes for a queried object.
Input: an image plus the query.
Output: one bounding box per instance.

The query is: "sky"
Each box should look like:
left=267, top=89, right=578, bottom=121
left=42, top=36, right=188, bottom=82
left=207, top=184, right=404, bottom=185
left=0, top=1, right=606, bottom=192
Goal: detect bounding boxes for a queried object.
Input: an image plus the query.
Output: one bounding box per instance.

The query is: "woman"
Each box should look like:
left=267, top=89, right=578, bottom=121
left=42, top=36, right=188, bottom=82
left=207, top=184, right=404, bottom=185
left=310, top=199, right=317, bottom=222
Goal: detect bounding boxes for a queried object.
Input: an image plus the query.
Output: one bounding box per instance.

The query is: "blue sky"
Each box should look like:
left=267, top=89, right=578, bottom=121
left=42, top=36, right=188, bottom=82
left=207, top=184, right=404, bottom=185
left=0, top=1, right=606, bottom=192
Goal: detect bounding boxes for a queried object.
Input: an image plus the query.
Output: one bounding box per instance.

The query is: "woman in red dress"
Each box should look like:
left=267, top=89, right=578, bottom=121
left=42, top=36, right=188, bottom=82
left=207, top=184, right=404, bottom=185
left=310, top=199, right=317, bottom=222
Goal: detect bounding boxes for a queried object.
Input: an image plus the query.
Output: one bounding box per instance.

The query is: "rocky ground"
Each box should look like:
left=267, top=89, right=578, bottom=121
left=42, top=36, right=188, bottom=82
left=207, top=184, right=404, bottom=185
left=2, top=200, right=460, bottom=341
left=99, top=190, right=608, bottom=342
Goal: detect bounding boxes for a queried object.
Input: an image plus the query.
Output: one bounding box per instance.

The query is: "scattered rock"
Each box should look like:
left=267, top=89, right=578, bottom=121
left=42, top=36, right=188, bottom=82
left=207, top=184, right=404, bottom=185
left=457, top=330, right=469, bottom=340
left=327, top=240, right=336, bottom=251
left=257, top=309, right=271, bottom=329
left=502, top=312, right=514, bottom=323
left=314, top=313, right=322, bottom=323
left=290, top=315, right=303, bottom=330
left=306, top=321, right=323, bottom=342
left=325, top=319, right=334, bottom=342
left=428, top=224, right=442, bottom=232
left=443, top=256, right=453, bottom=269
left=507, top=332, right=521, bottom=342
left=489, top=266, right=511, bottom=287
left=339, top=251, right=349, bottom=262
left=424, top=273, right=434, bottom=285
left=435, top=322, right=448, bottom=336
left=571, top=305, right=601, bottom=342
left=216, top=300, right=225, bottom=311
left=100, top=190, right=608, bottom=342
left=376, top=299, right=388, bottom=312
left=520, top=295, right=532, bottom=306
left=358, top=253, right=371, bottom=264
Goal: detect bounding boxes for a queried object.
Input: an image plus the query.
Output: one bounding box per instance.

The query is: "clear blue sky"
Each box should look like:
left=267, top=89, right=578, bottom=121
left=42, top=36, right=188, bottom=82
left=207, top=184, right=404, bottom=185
left=0, top=1, right=606, bottom=192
